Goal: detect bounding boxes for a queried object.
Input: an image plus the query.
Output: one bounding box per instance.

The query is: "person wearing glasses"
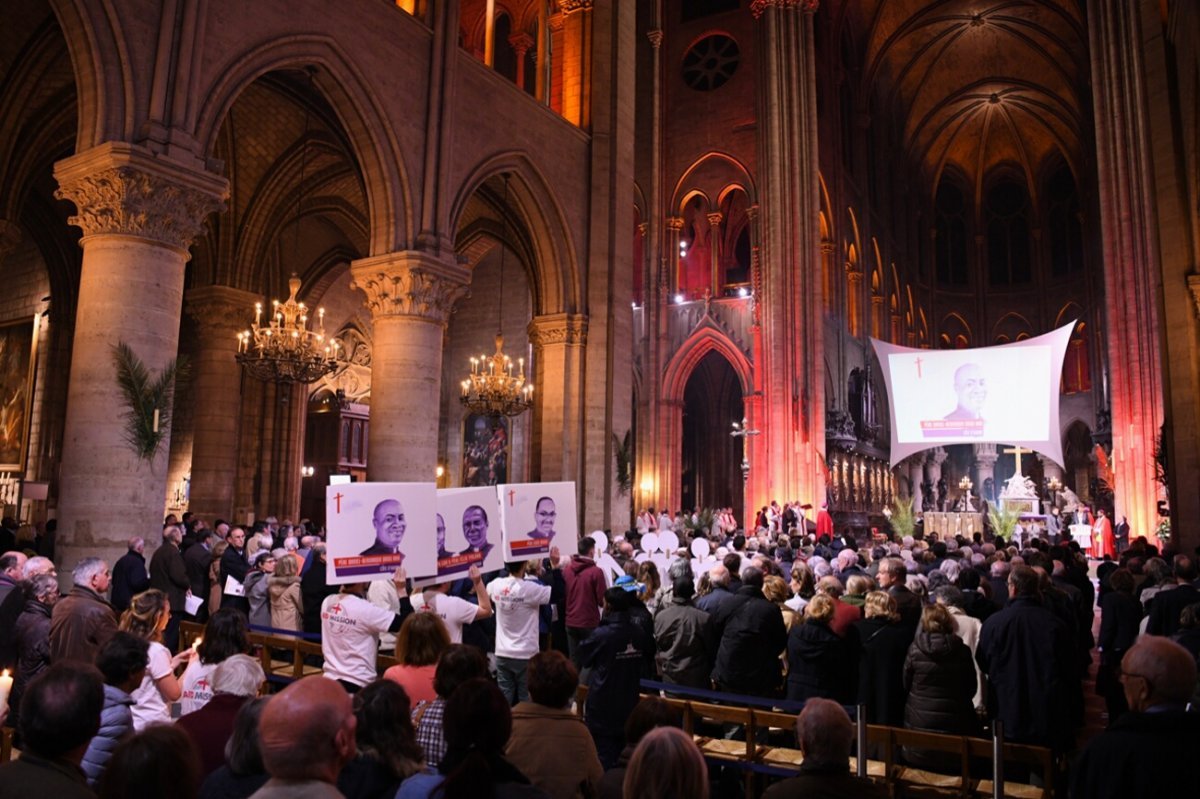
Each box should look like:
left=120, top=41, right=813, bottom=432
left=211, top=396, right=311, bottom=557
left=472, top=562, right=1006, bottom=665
left=527, top=497, right=557, bottom=542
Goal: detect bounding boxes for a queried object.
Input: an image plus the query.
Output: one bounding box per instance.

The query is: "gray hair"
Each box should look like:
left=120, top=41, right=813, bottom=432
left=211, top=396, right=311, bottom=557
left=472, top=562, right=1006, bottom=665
left=667, top=558, right=694, bottom=582
left=213, top=654, right=266, bottom=697
left=284, top=536, right=299, bottom=552
left=127, top=536, right=145, bottom=551
left=29, top=572, right=60, bottom=603
left=72, top=557, right=108, bottom=586
left=22, top=556, right=54, bottom=580
left=939, top=559, right=961, bottom=583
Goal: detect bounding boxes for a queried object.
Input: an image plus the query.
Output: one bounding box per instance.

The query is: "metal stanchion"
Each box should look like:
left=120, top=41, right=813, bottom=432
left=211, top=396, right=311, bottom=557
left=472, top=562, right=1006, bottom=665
left=992, top=720, right=1004, bottom=799
left=857, top=704, right=868, bottom=778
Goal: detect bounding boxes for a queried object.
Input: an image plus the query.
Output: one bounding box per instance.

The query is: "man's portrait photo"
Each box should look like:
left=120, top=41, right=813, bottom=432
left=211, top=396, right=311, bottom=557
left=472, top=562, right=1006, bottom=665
left=459, top=504, right=493, bottom=561
left=435, top=513, right=451, bottom=560
left=359, top=498, right=406, bottom=558
left=528, top=496, right=557, bottom=541
left=944, top=362, right=987, bottom=421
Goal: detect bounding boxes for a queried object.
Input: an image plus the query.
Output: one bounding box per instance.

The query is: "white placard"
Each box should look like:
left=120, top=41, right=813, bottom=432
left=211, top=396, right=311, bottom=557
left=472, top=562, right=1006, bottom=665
left=424, top=486, right=505, bottom=580
left=325, top=482, right=438, bottom=585
left=184, top=594, right=205, bottom=615
left=499, top=482, right=579, bottom=560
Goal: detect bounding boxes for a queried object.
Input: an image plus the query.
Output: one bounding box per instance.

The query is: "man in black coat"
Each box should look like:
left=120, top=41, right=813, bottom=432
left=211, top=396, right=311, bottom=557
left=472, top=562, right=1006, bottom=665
left=109, top=537, right=150, bottom=613
left=149, top=525, right=190, bottom=651
left=987, top=560, right=1010, bottom=610
left=182, top=529, right=214, bottom=621
left=219, top=527, right=251, bottom=616
left=710, top=566, right=788, bottom=697
left=1071, top=637, right=1200, bottom=798
left=976, top=565, right=1075, bottom=750
left=1146, top=554, right=1200, bottom=637
left=878, top=557, right=922, bottom=627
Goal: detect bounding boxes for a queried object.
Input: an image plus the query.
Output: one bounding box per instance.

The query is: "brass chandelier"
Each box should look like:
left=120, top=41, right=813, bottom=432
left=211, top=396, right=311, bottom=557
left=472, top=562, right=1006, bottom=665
left=235, top=67, right=341, bottom=385
left=460, top=174, right=533, bottom=419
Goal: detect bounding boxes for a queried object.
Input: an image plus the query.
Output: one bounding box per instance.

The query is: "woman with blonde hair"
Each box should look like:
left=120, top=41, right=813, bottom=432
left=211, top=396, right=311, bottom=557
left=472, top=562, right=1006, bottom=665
left=636, top=561, right=661, bottom=613
left=785, top=594, right=858, bottom=702
left=384, top=611, right=452, bottom=704
left=622, top=726, right=709, bottom=799
left=843, top=574, right=875, bottom=608
left=762, top=574, right=801, bottom=632
left=852, top=591, right=911, bottom=725
left=120, top=589, right=195, bottom=730
left=267, top=552, right=303, bottom=631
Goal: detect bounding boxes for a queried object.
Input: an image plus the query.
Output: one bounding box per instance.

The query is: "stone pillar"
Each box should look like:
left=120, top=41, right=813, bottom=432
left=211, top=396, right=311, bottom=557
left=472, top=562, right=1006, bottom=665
left=1088, top=0, right=1167, bottom=542
left=925, top=447, right=948, bottom=510
left=752, top=0, right=824, bottom=509
left=528, top=314, right=587, bottom=483
left=350, top=252, right=468, bottom=481
left=53, top=142, right=227, bottom=564
left=973, top=444, right=999, bottom=505
left=558, top=0, right=593, bottom=129
left=510, top=32, right=534, bottom=88
left=908, top=456, right=925, bottom=510
left=184, top=285, right=259, bottom=521
left=707, top=212, right=723, bottom=290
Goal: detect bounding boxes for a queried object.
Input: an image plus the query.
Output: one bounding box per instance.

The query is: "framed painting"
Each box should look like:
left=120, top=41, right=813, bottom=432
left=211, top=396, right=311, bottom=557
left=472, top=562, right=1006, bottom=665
left=461, top=414, right=509, bottom=487
left=0, top=316, right=36, bottom=472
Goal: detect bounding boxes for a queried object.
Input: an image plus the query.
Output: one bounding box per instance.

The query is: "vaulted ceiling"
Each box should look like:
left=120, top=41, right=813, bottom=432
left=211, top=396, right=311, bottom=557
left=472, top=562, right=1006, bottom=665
left=840, top=0, right=1089, bottom=200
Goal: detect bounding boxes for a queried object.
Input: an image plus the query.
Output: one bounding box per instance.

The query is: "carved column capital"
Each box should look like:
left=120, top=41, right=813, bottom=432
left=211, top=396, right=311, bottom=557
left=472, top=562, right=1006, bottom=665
left=350, top=251, right=470, bottom=325
left=185, top=285, right=262, bottom=338
left=508, top=32, right=535, bottom=56
left=559, top=0, right=594, bottom=14
left=928, top=447, right=949, bottom=466
left=647, top=29, right=664, bottom=49
left=665, top=216, right=685, bottom=232
left=871, top=294, right=884, bottom=306
left=54, top=142, right=228, bottom=253
left=528, top=313, right=588, bottom=347
left=751, top=0, right=819, bottom=19
left=706, top=212, right=724, bottom=229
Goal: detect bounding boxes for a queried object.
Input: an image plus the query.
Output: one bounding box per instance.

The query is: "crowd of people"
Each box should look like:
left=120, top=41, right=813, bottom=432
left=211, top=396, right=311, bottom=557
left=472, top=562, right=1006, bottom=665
left=1, top=507, right=1198, bottom=798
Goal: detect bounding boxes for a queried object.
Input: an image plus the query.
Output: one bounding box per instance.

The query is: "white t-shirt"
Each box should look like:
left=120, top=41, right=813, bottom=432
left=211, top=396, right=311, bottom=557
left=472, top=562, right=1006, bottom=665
left=179, top=658, right=218, bottom=715
left=130, top=641, right=173, bottom=731
left=487, top=574, right=552, bottom=660
left=410, top=591, right=480, bottom=645
left=321, top=593, right=396, bottom=687
left=367, top=580, right=401, bottom=651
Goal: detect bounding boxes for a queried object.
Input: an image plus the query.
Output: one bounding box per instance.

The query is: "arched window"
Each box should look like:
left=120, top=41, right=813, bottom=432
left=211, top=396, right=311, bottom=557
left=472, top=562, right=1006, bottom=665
left=986, top=178, right=1032, bottom=285
left=1062, top=321, right=1091, bottom=394
left=678, top=196, right=712, bottom=299
left=935, top=180, right=968, bottom=285
left=1046, top=166, right=1084, bottom=276
left=719, top=190, right=751, bottom=292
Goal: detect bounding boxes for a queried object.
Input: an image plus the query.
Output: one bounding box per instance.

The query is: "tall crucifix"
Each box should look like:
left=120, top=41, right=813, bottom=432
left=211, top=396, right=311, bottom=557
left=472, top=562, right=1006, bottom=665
left=731, top=417, right=761, bottom=532
left=1002, top=444, right=1030, bottom=476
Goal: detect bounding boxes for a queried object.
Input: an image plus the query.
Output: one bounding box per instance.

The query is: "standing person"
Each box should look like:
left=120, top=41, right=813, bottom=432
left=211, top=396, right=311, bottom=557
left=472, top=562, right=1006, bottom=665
left=902, top=603, right=978, bottom=769
left=786, top=594, right=859, bottom=703
left=183, top=530, right=214, bottom=621
left=411, top=564, right=493, bottom=645
left=50, top=557, right=118, bottom=665
left=653, top=577, right=716, bottom=689
left=853, top=591, right=912, bottom=726
left=7, top=573, right=60, bottom=732
left=180, top=608, right=250, bottom=715
left=81, top=632, right=149, bottom=789
left=710, top=567, right=789, bottom=697
left=877, top=557, right=922, bottom=627
left=110, top=538, right=150, bottom=614
left=1114, top=515, right=1130, bottom=555
left=563, top=537, right=607, bottom=668
left=321, top=569, right=412, bottom=692
left=206, top=540, right=227, bottom=615
left=976, top=565, right=1075, bottom=750
left=578, top=587, right=654, bottom=769
left=301, top=543, right=336, bottom=634
left=1093, top=509, right=1116, bottom=560
left=119, top=589, right=195, bottom=730
left=219, top=528, right=251, bottom=616
left=1097, top=568, right=1143, bottom=724
left=487, top=552, right=558, bottom=705
left=267, top=553, right=303, bottom=632
left=150, top=524, right=191, bottom=651
left=243, top=551, right=276, bottom=628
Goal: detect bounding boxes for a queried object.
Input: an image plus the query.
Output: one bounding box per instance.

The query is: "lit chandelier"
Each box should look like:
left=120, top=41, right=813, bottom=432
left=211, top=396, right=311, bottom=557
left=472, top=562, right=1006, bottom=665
left=460, top=174, right=533, bottom=419
left=236, top=274, right=341, bottom=384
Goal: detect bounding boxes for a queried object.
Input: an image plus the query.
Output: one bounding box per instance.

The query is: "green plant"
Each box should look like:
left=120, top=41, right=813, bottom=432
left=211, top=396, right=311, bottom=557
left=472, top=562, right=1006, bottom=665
left=112, top=342, right=189, bottom=462
left=613, top=429, right=633, bottom=496
left=987, top=502, right=1022, bottom=543
left=890, top=496, right=915, bottom=539
left=684, top=508, right=716, bottom=537
left=1155, top=518, right=1172, bottom=544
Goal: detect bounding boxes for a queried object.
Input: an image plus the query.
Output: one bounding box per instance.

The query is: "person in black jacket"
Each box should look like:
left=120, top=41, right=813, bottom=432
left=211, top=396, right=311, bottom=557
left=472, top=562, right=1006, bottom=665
left=150, top=525, right=191, bottom=651
left=578, top=586, right=654, bottom=769
left=1097, top=567, right=1143, bottom=724
left=1147, top=554, right=1200, bottom=637
left=111, top=537, right=150, bottom=614
left=219, top=528, right=251, bottom=616
left=903, top=603, right=977, bottom=736
left=183, top=530, right=215, bottom=622
left=853, top=591, right=911, bottom=726
left=786, top=594, right=859, bottom=703
left=710, top=566, right=788, bottom=697
left=1071, top=637, right=1200, bottom=799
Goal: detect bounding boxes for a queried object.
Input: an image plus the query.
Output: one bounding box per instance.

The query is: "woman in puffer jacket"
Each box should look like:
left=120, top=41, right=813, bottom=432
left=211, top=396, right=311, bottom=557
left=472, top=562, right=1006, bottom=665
left=902, top=603, right=978, bottom=735
left=81, top=631, right=151, bottom=787
left=785, top=594, right=859, bottom=703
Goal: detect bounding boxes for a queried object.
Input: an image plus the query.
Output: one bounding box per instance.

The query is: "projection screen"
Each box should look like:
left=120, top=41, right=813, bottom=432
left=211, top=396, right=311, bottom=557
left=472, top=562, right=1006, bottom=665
left=871, top=322, right=1074, bottom=468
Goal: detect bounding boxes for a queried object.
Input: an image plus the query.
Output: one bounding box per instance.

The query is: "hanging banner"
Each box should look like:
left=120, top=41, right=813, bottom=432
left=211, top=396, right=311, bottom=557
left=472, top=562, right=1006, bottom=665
left=325, top=482, right=437, bottom=585
left=499, top=481, right=579, bottom=560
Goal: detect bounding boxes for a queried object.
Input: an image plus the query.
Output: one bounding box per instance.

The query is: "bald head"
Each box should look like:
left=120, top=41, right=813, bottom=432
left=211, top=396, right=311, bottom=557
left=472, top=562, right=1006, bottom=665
left=708, top=564, right=730, bottom=587
left=1121, top=637, right=1198, bottom=712
left=259, top=676, right=356, bottom=783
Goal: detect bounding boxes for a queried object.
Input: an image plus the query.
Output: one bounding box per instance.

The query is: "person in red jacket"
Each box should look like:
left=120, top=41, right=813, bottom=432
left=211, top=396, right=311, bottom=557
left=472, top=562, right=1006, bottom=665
left=563, top=536, right=607, bottom=669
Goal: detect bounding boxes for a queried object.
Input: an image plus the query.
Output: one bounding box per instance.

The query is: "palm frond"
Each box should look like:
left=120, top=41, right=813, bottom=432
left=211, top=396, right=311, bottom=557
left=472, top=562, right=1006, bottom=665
left=890, top=496, right=916, bottom=538
left=111, top=342, right=190, bottom=462
left=987, top=502, right=1022, bottom=542
left=614, top=429, right=633, bottom=496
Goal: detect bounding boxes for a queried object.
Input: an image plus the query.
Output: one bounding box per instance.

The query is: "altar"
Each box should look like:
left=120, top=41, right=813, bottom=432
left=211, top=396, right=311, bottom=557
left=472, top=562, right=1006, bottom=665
left=1070, top=523, right=1093, bottom=552
left=923, top=511, right=983, bottom=539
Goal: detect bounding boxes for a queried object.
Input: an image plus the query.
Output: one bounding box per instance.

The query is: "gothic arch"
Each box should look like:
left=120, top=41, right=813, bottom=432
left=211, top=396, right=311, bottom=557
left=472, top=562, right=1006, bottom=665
left=663, top=326, right=753, bottom=404
left=670, top=151, right=757, bottom=212
left=192, top=36, right=407, bottom=257
left=48, top=0, right=132, bottom=149
left=448, top=151, right=583, bottom=315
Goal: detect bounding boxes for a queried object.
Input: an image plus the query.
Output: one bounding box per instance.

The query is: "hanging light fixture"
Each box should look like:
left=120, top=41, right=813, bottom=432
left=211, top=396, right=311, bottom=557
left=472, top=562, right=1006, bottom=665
left=460, top=174, right=533, bottom=419
left=236, top=67, right=342, bottom=385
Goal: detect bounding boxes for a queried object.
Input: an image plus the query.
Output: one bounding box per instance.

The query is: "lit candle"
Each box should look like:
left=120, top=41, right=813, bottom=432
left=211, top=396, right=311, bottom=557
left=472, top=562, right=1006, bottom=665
left=0, top=668, right=11, bottom=717
left=152, top=408, right=160, bottom=434
left=191, top=637, right=202, bottom=654
left=255, top=302, right=262, bottom=326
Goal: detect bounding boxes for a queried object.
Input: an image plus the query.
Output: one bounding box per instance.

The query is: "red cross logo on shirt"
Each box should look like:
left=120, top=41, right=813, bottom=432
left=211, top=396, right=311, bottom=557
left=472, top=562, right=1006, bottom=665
left=195, top=678, right=210, bottom=691
left=329, top=602, right=344, bottom=615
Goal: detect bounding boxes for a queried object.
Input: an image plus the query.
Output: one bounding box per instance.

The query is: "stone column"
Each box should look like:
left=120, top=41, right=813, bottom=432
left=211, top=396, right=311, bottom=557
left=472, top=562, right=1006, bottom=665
left=350, top=252, right=468, bottom=481
left=53, top=142, right=227, bottom=564
left=707, top=211, right=723, bottom=290
left=528, top=314, right=588, bottom=483
left=752, top=0, right=824, bottom=508
left=184, top=285, right=259, bottom=521
left=925, top=447, right=948, bottom=510
left=973, top=444, right=999, bottom=505
left=908, top=456, right=925, bottom=510
left=510, top=32, right=534, bottom=88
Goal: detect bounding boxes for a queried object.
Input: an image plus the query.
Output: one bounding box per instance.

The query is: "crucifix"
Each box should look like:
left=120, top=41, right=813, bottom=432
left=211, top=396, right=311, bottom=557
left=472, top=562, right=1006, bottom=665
left=1002, top=444, right=1030, bottom=476
left=731, top=417, right=760, bottom=484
